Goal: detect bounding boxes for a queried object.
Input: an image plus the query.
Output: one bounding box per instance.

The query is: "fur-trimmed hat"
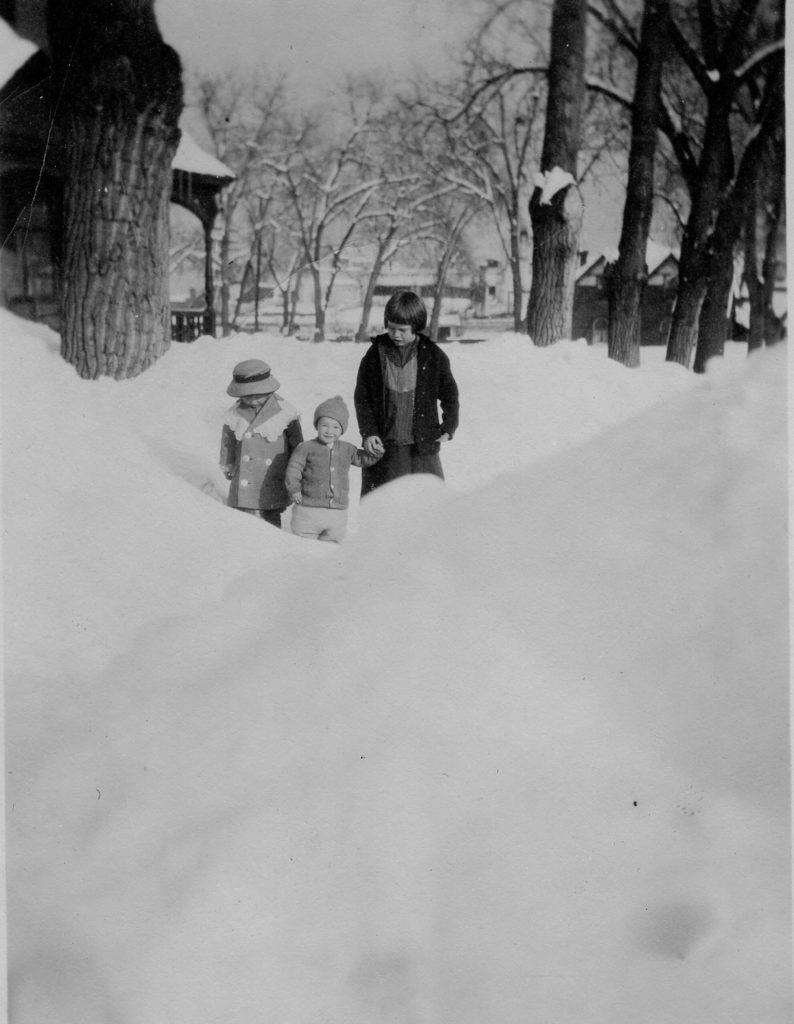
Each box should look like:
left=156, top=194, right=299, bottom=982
left=227, top=359, right=280, bottom=397
left=314, top=396, right=349, bottom=433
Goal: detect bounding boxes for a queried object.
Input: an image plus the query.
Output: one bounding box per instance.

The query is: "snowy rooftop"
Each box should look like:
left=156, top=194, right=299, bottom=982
left=576, top=239, right=680, bottom=280
left=172, top=129, right=235, bottom=180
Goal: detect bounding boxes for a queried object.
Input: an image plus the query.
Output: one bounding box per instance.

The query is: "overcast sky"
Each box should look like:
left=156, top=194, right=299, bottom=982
left=154, top=0, right=625, bottom=252
left=156, top=0, right=479, bottom=97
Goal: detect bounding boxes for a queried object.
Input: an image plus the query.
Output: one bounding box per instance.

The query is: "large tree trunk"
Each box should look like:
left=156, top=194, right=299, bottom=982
left=665, top=160, right=727, bottom=367
left=666, top=275, right=708, bottom=367
left=746, top=132, right=785, bottom=352
left=693, top=245, right=733, bottom=373
left=48, top=0, right=182, bottom=379
left=607, top=0, right=668, bottom=368
left=665, top=0, right=764, bottom=367
left=675, top=57, right=783, bottom=368
left=526, top=0, right=587, bottom=346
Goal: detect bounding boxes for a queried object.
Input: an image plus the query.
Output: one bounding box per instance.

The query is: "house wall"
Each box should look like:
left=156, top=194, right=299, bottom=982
left=572, top=282, right=677, bottom=345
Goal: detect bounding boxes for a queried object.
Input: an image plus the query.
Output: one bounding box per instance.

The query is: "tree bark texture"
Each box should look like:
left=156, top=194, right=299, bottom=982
left=607, top=0, right=669, bottom=368
left=526, top=0, right=587, bottom=347
left=746, top=128, right=785, bottom=352
left=527, top=185, right=584, bottom=345
left=688, top=59, right=783, bottom=368
left=665, top=0, right=764, bottom=367
left=693, top=245, right=733, bottom=372
left=48, top=0, right=182, bottom=380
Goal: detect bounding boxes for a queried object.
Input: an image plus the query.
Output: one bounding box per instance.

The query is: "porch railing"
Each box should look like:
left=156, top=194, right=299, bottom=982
left=171, top=309, right=215, bottom=342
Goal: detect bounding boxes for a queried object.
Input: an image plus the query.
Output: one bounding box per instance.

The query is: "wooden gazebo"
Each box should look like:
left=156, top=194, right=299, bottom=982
left=170, top=130, right=235, bottom=340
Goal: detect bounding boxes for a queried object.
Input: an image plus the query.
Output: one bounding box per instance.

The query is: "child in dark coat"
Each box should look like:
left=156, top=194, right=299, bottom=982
left=220, top=359, right=303, bottom=528
left=354, top=290, right=459, bottom=495
left=285, top=396, right=381, bottom=543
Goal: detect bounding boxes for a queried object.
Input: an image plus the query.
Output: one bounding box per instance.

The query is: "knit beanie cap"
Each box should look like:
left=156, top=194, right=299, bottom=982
left=314, top=395, right=349, bottom=433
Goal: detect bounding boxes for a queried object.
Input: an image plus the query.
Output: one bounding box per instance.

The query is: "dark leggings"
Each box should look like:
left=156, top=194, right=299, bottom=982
left=361, top=443, right=444, bottom=496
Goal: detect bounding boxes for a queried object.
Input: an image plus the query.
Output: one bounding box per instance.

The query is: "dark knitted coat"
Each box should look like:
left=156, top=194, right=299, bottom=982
left=354, top=334, right=459, bottom=454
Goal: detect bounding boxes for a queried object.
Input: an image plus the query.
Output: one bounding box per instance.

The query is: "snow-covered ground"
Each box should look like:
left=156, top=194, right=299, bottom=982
left=3, top=310, right=790, bottom=1023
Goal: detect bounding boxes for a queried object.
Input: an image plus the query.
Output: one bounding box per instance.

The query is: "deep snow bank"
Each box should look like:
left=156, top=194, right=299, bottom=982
left=4, top=314, right=788, bottom=1023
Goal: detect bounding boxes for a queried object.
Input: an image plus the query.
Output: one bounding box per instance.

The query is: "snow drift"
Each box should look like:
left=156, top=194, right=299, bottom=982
left=3, top=312, right=790, bottom=1023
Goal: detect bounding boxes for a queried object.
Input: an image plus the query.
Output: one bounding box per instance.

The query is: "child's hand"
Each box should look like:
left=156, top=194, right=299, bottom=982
left=364, top=435, right=384, bottom=456
left=223, top=469, right=234, bottom=480
left=291, top=493, right=303, bottom=505
left=439, top=433, right=451, bottom=442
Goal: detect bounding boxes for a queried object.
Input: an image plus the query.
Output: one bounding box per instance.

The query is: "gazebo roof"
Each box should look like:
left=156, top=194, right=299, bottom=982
left=172, top=129, right=235, bottom=183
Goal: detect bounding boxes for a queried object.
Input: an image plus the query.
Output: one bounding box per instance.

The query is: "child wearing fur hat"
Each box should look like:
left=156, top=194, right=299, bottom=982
left=220, top=358, right=304, bottom=528
left=285, top=396, right=381, bottom=543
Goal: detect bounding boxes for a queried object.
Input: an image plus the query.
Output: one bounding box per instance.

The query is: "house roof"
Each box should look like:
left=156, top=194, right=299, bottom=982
left=576, top=240, right=679, bottom=281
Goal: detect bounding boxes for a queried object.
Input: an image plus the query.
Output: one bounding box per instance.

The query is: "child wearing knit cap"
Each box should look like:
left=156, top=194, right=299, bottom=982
left=285, top=396, right=382, bottom=543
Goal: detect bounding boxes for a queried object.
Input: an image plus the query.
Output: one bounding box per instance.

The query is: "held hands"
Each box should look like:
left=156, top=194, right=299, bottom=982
left=364, top=434, right=448, bottom=451
left=364, top=435, right=385, bottom=456
left=291, top=493, right=303, bottom=505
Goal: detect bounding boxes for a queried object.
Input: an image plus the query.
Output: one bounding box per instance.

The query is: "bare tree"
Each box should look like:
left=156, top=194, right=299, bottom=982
left=426, top=205, right=479, bottom=341
left=47, top=0, right=182, bottom=379
left=192, top=70, right=287, bottom=336
left=424, top=55, right=543, bottom=331
left=234, top=195, right=298, bottom=334
left=262, top=85, right=390, bottom=340
left=661, top=0, right=784, bottom=367
left=353, top=185, right=448, bottom=343
left=605, top=0, right=669, bottom=367
left=691, top=63, right=784, bottom=371
left=526, top=0, right=588, bottom=346
left=744, top=127, right=785, bottom=352
left=589, top=0, right=784, bottom=368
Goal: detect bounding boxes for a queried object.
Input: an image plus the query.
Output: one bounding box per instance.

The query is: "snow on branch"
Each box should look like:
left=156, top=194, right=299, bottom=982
left=733, top=40, right=785, bottom=82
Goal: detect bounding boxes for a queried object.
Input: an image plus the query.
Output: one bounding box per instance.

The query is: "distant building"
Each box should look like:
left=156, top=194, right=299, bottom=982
left=572, top=242, right=679, bottom=345
left=472, top=259, right=513, bottom=317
